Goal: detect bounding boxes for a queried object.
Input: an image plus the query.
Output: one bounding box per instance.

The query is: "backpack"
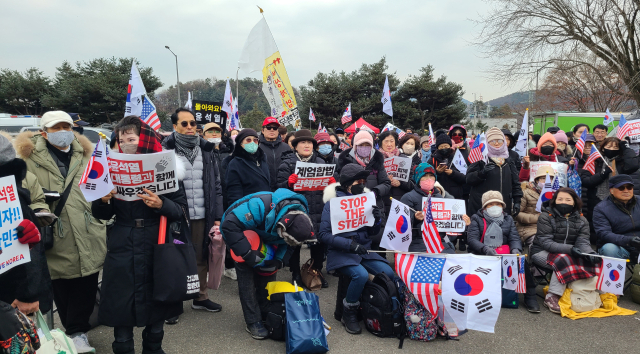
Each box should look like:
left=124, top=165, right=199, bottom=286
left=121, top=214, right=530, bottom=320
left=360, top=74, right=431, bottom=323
left=403, top=289, right=449, bottom=342
left=360, top=273, right=405, bottom=338
left=263, top=292, right=287, bottom=341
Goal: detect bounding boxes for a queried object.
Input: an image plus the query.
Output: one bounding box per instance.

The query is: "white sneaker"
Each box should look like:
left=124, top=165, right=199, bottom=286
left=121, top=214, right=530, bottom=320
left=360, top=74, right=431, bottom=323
left=224, top=268, right=237, bottom=280
left=71, top=333, right=96, bottom=353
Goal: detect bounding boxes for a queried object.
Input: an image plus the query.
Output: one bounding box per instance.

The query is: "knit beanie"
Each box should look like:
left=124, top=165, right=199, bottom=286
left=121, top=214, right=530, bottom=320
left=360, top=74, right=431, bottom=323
left=485, top=127, right=505, bottom=144
left=0, top=134, right=16, bottom=166
left=481, top=190, right=505, bottom=209
left=314, top=132, right=332, bottom=145
left=354, top=130, right=374, bottom=146
left=420, top=135, right=430, bottom=147
left=412, top=163, right=437, bottom=184
left=435, top=134, right=452, bottom=149
left=537, top=132, right=557, bottom=150
left=555, top=130, right=569, bottom=145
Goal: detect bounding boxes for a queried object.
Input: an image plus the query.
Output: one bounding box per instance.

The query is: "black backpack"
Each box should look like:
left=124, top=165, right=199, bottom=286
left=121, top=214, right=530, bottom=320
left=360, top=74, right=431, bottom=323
left=263, top=292, right=287, bottom=341
left=360, top=273, right=405, bottom=338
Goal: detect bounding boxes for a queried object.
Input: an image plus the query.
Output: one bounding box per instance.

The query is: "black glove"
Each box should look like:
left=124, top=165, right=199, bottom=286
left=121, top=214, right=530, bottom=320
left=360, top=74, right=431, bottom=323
left=372, top=206, right=383, bottom=224
left=619, top=140, right=629, bottom=151
left=256, top=259, right=283, bottom=273
left=512, top=203, right=521, bottom=217
left=511, top=249, right=523, bottom=255
left=242, top=250, right=265, bottom=267
left=570, top=246, right=599, bottom=264
left=570, top=246, right=584, bottom=259
left=479, top=163, right=496, bottom=178
left=601, top=165, right=612, bottom=176
left=629, top=236, right=640, bottom=249
left=482, top=246, right=497, bottom=256
left=349, top=241, right=368, bottom=255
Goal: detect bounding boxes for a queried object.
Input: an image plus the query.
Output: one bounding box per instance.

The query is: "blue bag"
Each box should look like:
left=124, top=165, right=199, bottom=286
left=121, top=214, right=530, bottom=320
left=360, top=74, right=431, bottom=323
left=567, top=164, right=582, bottom=197
left=285, top=291, right=329, bottom=354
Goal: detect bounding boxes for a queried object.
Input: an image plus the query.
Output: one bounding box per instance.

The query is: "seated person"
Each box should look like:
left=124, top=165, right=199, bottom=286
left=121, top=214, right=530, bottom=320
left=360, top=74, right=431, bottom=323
left=516, top=166, right=555, bottom=247
left=530, top=187, right=596, bottom=314
left=593, top=174, right=640, bottom=259
left=319, top=163, right=391, bottom=335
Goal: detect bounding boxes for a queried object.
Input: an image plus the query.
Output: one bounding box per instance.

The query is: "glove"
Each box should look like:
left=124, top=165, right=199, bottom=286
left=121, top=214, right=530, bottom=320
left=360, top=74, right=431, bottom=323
left=511, top=249, right=523, bottom=255
left=479, top=163, right=496, bottom=178
left=570, top=246, right=598, bottom=263
left=372, top=205, right=383, bottom=224
left=288, top=174, right=299, bottom=187
left=17, top=220, right=41, bottom=248
left=629, top=236, right=640, bottom=249
left=256, top=259, right=283, bottom=273
left=242, top=250, right=265, bottom=267
left=328, top=177, right=336, bottom=184
left=482, top=246, right=497, bottom=256
left=512, top=203, right=521, bottom=217
left=570, top=246, right=584, bottom=259
left=349, top=241, right=368, bottom=255
left=602, top=165, right=612, bottom=176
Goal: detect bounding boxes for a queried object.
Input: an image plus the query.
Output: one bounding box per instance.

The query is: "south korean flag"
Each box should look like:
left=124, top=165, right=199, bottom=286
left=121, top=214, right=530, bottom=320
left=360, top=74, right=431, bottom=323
left=442, top=254, right=502, bottom=333
left=596, top=256, right=626, bottom=296
left=501, top=255, right=518, bottom=291
left=379, top=199, right=412, bottom=252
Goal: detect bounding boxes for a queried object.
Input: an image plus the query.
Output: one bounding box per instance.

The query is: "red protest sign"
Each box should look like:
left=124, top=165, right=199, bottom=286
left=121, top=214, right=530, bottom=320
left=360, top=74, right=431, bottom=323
left=329, top=192, right=376, bottom=234
left=293, top=162, right=336, bottom=191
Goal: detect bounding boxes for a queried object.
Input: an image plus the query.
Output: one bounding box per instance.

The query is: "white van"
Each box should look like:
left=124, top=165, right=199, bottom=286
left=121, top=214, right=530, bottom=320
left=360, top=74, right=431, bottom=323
left=0, top=114, right=41, bottom=135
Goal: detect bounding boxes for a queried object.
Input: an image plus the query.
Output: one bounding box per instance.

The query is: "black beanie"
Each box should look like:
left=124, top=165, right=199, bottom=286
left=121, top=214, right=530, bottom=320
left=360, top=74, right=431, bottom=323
left=435, top=134, right=452, bottom=149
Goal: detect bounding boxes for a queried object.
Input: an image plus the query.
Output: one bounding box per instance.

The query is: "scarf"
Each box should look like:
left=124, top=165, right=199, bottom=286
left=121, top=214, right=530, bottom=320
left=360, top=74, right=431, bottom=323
left=490, top=157, right=505, bottom=166
left=174, top=132, right=201, bottom=164
left=596, top=157, right=617, bottom=201
left=296, top=152, right=313, bottom=162
left=379, top=147, right=400, bottom=159
left=421, top=148, right=432, bottom=164
left=126, top=120, right=163, bottom=154
left=482, top=211, right=505, bottom=248
left=487, top=143, right=509, bottom=159
left=529, top=181, right=542, bottom=194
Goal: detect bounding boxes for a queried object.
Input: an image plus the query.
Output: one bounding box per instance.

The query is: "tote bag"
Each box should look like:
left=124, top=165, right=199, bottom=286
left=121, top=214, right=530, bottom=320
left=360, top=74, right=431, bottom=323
left=34, top=311, right=77, bottom=354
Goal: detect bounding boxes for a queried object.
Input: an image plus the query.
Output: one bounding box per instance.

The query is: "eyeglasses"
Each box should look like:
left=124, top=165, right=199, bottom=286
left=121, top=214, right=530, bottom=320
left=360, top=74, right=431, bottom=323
left=180, top=121, right=197, bottom=127
left=263, top=126, right=279, bottom=131
left=616, top=184, right=634, bottom=191
left=451, top=133, right=463, bottom=137
left=244, top=138, right=259, bottom=144
left=488, top=139, right=504, bottom=146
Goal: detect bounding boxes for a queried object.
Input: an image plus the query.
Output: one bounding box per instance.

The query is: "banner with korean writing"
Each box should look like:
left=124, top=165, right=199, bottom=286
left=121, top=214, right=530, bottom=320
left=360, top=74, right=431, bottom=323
left=421, top=197, right=466, bottom=233
left=330, top=192, right=376, bottom=234
left=109, top=150, right=178, bottom=201
left=624, top=120, right=640, bottom=142
left=384, top=156, right=411, bottom=182
left=293, top=162, right=335, bottom=191
left=193, top=100, right=227, bottom=128
left=528, top=162, right=568, bottom=187
left=0, top=175, right=29, bottom=275
left=263, top=56, right=301, bottom=129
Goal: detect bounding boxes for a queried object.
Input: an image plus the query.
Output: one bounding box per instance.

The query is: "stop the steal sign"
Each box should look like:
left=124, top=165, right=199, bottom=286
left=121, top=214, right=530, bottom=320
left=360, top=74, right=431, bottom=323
left=330, top=192, right=376, bottom=234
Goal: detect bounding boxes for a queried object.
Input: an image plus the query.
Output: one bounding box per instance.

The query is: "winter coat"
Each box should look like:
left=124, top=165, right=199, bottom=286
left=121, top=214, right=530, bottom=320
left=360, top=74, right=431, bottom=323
left=226, top=143, right=271, bottom=206
left=318, top=184, right=385, bottom=272
left=277, top=151, right=327, bottom=231
left=466, top=158, right=523, bottom=216
left=515, top=183, right=541, bottom=243
left=221, top=189, right=309, bottom=262
left=91, top=162, right=188, bottom=327
left=429, top=152, right=466, bottom=200
left=530, top=206, right=593, bottom=257
left=214, top=135, right=234, bottom=209
left=23, top=172, right=48, bottom=212
left=336, top=147, right=391, bottom=209
left=317, top=152, right=338, bottom=165
left=259, top=135, right=291, bottom=192
left=467, top=210, right=522, bottom=255
left=518, top=148, right=568, bottom=181
left=400, top=184, right=452, bottom=253
left=14, top=131, right=106, bottom=280
left=592, top=195, right=640, bottom=250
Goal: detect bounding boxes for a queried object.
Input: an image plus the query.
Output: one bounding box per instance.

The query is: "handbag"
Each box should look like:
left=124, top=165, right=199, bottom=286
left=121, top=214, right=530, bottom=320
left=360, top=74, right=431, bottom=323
left=34, top=310, right=77, bottom=354
left=207, top=225, right=226, bottom=290
left=0, top=302, right=40, bottom=354
left=285, top=291, right=329, bottom=354
left=42, top=182, right=74, bottom=250
left=300, top=259, right=323, bottom=291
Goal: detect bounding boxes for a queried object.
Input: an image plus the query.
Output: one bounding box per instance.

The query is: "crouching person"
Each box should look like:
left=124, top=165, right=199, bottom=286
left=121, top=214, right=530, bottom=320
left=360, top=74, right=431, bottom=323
left=319, top=163, right=393, bottom=335
left=220, top=189, right=316, bottom=340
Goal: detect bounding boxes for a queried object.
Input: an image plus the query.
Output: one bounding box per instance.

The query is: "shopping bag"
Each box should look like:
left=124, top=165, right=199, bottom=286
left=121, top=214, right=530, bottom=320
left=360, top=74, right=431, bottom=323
left=34, top=311, right=77, bottom=354
left=152, top=242, right=200, bottom=303
left=285, top=291, right=328, bottom=354
left=567, top=164, right=582, bottom=198
left=207, top=225, right=226, bottom=290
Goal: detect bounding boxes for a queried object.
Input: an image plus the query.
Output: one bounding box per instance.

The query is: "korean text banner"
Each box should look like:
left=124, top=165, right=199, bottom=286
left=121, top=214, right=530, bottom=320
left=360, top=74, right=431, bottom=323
left=384, top=156, right=411, bottom=182
left=528, top=162, right=568, bottom=187
left=193, top=100, right=227, bottom=128
left=293, top=162, right=335, bottom=191
left=109, top=150, right=178, bottom=201
left=263, top=53, right=300, bottom=129
left=422, top=197, right=466, bottom=233
left=330, top=192, right=376, bottom=234
left=0, top=175, right=29, bottom=275
left=625, top=120, right=640, bottom=142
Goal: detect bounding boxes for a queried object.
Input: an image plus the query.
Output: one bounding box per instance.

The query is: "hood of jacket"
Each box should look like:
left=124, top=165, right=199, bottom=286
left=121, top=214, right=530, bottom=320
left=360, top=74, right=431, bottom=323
left=322, top=182, right=371, bottom=203
left=449, top=124, right=468, bottom=140
left=14, top=130, right=94, bottom=160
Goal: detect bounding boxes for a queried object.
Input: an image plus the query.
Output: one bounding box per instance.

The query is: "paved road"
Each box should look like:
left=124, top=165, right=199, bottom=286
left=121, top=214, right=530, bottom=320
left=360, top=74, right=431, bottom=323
left=79, top=250, right=640, bottom=353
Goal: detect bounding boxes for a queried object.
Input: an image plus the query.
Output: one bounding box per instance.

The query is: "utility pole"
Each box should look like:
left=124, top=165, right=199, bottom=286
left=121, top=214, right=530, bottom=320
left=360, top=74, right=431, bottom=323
left=165, top=46, right=181, bottom=107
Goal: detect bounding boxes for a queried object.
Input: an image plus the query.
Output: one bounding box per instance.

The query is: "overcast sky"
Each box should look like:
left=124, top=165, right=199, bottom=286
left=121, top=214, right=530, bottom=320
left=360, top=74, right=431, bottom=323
left=0, top=0, right=530, bottom=102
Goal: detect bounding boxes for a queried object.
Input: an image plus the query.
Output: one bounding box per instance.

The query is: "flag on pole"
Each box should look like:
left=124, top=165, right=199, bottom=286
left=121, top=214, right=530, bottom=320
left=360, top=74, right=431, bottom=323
left=141, top=96, right=161, bottom=131
left=535, top=172, right=559, bottom=212
left=596, top=257, right=626, bottom=295
left=574, top=129, right=588, bottom=154
left=422, top=195, right=444, bottom=254
left=452, top=149, right=468, bottom=175
left=468, top=133, right=486, bottom=164
left=222, top=79, right=239, bottom=130
left=184, top=91, right=193, bottom=110
left=603, top=108, right=614, bottom=125
left=309, top=108, right=316, bottom=122
left=79, top=140, right=114, bottom=202
left=514, top=109, right=529, bottom=157
left=584, top=147, right=603, bottom=175
left=616, top=113, right=630, bottom=139
left=341, top=103, right=352, bottom=124
left=515, top=256, right=527, bottom=294
left=125, top=61, right=146, bottom=117
left=428, top=123, right=435, bottom=146
left=395, top=254, right=445, bottom=316
left=396, top=128, right=406, bottom=139
left=381, top=75, right=393, bottom=117
left=380, top=199, right=412, bottom=252
left=501, top=255, right=518, bottom=291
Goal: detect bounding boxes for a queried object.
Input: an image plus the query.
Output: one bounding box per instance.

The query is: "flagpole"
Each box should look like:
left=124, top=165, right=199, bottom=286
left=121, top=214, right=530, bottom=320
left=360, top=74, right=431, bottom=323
left=368, top=250, right=522, bottom=257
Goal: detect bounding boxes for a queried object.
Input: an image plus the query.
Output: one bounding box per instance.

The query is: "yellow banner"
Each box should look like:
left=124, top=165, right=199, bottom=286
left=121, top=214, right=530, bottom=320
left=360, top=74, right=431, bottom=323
left=262, top=51, right=300, bottom=129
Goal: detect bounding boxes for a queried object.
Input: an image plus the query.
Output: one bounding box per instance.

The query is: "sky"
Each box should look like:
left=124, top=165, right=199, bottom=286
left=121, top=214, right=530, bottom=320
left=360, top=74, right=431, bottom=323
left=0, top=0, right=529, bottom=103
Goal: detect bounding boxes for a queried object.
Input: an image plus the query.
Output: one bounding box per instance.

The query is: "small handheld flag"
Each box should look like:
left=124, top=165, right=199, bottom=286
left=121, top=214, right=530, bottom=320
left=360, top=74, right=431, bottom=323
left=515, top=256, right=526, bottom=294
left=381, top=75, right=393, bottom=117
left=536, top=172, right=559, bottom=212
left=584, top=147, right=603, bottom=175
left=422, top=194, right=444, bottom=254
left=395, top=254, right=445, bottom=316
left=574, top=129, right=587, bottom=154
left=616, top=113, right=630, bottom=139
left=428, top=123, right=435, bottom=146
left=468, top=133, right=486, bottom=164
left=309, top=108, right=316, bottom=122
left=596, top=257, right=626, bottom=295
left=603, top=108, right=613, bottom=125
left=141, top=96, right=161, bottom=131
left=514, top=109, right=529, bottom=157
left=79, top=140, right=114, bottom=202
left=341, top=103, right=352, bottom=124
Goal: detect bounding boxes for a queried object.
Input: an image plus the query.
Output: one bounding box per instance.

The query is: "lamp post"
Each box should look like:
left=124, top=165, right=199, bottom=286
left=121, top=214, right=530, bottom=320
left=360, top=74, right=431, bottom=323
left=165, top=46, right=181, bottom=107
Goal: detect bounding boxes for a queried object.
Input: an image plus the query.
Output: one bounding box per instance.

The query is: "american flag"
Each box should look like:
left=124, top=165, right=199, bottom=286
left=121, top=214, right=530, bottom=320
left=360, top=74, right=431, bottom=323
left=341, top=103, right=352, bottom=124
left=468, top=133, right=485, bottom=164
left=396, top=128, right=406, bottom=139
left=141, top=96, right=161, bottom=131
left=584, top=147, right=603, bottom=175
left=309, top=108, right=316, bottom=122
left=395, top=254, right=445, bottom=316
left=422, top=195, right=444, bottom=253
left=616, top=113, right=630, bottom=139
left=574, top=129, right=587, bottom=154
left=428, top=123, right=435, bottom=146
left=515, top=255, right=526, bottom=294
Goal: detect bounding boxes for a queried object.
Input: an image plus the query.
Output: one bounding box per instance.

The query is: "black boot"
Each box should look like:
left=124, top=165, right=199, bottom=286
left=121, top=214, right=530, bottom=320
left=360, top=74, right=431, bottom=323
left=142, top=329, right=166, bottom=354
left=318, top=272, right=329, bottom=288
left=112, top=339, right=135, bottom=354
left=341, top=299, right=362, bottom=335
left=292, top=271, right=304, bottom=289
left=524, top=288, right=541, bottom=313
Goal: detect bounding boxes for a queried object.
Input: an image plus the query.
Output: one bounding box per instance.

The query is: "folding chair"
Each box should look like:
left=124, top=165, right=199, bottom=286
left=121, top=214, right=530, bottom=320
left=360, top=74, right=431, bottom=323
left=529, top=260, right=553, bottom=299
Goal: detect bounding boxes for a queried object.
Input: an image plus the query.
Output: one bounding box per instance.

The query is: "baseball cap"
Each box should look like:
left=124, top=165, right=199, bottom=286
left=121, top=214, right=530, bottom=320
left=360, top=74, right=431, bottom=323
left=68, top=113, right=89, bottom=126
left=262, top=116, right=280, bottom=127
left=41, top=111, right=74, bottom=130
left=609, top=174, right=634, bottom=189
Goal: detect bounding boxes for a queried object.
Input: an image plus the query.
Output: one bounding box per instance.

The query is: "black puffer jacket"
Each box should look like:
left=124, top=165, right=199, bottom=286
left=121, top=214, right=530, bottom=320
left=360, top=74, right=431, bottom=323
left=337, top=148, right=391, bottom=209
left=226, top=143, right=271, bottom=206
left=259, top=134, right=291, bottom=192
left=429, top=151, right=466, bottom=199
left=530, top=206, right=594, bottom=257
left=466, top=159, right=522, bottom=216
left=214, top=135, right=234, bottom=210
left=593, top=195, right=640, bottom=250
left=467, top=210, right=522, bottom=255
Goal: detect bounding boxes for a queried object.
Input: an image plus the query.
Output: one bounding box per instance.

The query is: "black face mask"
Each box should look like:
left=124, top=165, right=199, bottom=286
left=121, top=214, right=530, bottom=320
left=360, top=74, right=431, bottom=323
left=436, top=148, right=452, bottom=158
left=555, top=203, right=574, bottom=215
left=540, top=146, right=555, bottom=155
left=602, top=149, right=620, bottom=159
left=350, top=183, right=365, bottom=195
left=72, top=126, right=84, bottom=134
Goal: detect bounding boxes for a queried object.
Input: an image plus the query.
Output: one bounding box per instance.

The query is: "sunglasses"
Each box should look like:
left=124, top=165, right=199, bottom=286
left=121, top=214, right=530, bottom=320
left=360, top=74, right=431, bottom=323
left=263, top=126, right=279, bottom=131
left=244, top=137, right=259, bottom=143
left=452, top=133, right=463, bottom=137
left=180, top=121, right=197, bottom=127
left=616, top=184, right=634, bottom=191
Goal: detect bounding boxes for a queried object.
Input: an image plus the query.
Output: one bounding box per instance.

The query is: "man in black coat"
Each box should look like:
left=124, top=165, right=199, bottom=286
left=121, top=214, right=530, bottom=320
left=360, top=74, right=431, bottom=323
left=258, top=117, right=291, bottom=192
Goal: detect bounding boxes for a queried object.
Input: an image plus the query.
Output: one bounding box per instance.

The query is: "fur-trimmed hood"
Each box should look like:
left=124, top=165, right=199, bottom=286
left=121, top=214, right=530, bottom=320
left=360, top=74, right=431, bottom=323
left=13, top=131, right=94, bottom=159
left=322, top=182, right=371, bottom=203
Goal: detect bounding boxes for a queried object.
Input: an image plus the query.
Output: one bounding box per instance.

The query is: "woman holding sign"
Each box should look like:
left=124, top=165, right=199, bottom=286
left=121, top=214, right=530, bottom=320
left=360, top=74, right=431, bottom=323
left=377, top=130, right=413, bottom=220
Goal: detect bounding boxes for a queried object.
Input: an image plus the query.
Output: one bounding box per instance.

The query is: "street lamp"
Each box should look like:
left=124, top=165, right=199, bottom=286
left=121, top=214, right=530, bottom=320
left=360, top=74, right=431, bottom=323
left=165, top=46, right=181, bottom=107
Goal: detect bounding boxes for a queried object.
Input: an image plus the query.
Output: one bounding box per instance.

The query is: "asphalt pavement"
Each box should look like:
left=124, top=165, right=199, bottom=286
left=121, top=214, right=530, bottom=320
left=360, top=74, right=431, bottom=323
left=77, top=249, right=640, bottom=354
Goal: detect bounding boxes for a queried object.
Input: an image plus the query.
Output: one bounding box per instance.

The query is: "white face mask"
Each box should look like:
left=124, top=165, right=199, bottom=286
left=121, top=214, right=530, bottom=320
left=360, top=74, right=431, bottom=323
left=208, top=138, right=222, bottom=145
left=486, top=205, right=503, bottom=217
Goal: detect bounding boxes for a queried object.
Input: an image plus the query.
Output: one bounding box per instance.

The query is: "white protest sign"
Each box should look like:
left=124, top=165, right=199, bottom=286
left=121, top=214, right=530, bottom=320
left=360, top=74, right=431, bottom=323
left=293, top=162, right=336, bottom=191
left=109, top=150, right=179, bottom=201
left=384, top=156, right=412, bottom=182
left=380, top=199, right=412, bottom=252
left=528, top=161, right=568, bottom=187
left=422, top=197, right=466, bottom=233
left=0, top=175, right=29, bottom=275
left=330, top=192, right=376, bottom=234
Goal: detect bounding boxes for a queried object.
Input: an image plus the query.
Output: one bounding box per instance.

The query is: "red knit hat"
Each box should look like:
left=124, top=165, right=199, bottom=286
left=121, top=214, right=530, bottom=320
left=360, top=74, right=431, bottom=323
left=314, top=132, right=332, bottom=144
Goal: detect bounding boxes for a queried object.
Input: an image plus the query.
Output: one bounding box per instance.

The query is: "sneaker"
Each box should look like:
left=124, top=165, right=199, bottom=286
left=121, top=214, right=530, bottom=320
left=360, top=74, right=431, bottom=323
left=543, top=294, right=561, bottom=314
left=165, top=315, right=179, bottom=325
left=246, top=322, right=269, bottom=340
left=224, top=268, right=238, bottom=280
left=192, top=299, right=222, bottom=312
left=71, top=333, right=95, bottom=354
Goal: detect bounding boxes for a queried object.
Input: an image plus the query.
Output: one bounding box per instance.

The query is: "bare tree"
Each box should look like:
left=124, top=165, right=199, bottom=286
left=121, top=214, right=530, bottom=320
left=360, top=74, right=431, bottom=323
left=475, top=0, right=640, bottom=105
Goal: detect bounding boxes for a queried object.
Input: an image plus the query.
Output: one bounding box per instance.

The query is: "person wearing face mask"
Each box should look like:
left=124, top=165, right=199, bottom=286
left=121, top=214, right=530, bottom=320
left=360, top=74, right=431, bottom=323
left=516, top=167, right=555, bottom=247
left=377, top=131, right=413, bottom=218
left=319, top=163, right=390, bottom=335
left=315, top=132, right=338, bottom=164
left=429, top=134, right=466, bottom=200
left=226, top=129, right=271, bottom=206
left=554, top=130, right=573, bottom=159
left=14, top=111, right=106, bottom=353
left=520, top=132, right=568, bottom=182
left=92, top=116, right=188, bottom=354
left=466, top=127, right=523, bottom=218
left=448, top=125, right=470, bottom=158
left=398, top=134, right=420, bottom=161
left=530, top=188, right=595, bottom=314
left=277, top=130, right=335, bottom=288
